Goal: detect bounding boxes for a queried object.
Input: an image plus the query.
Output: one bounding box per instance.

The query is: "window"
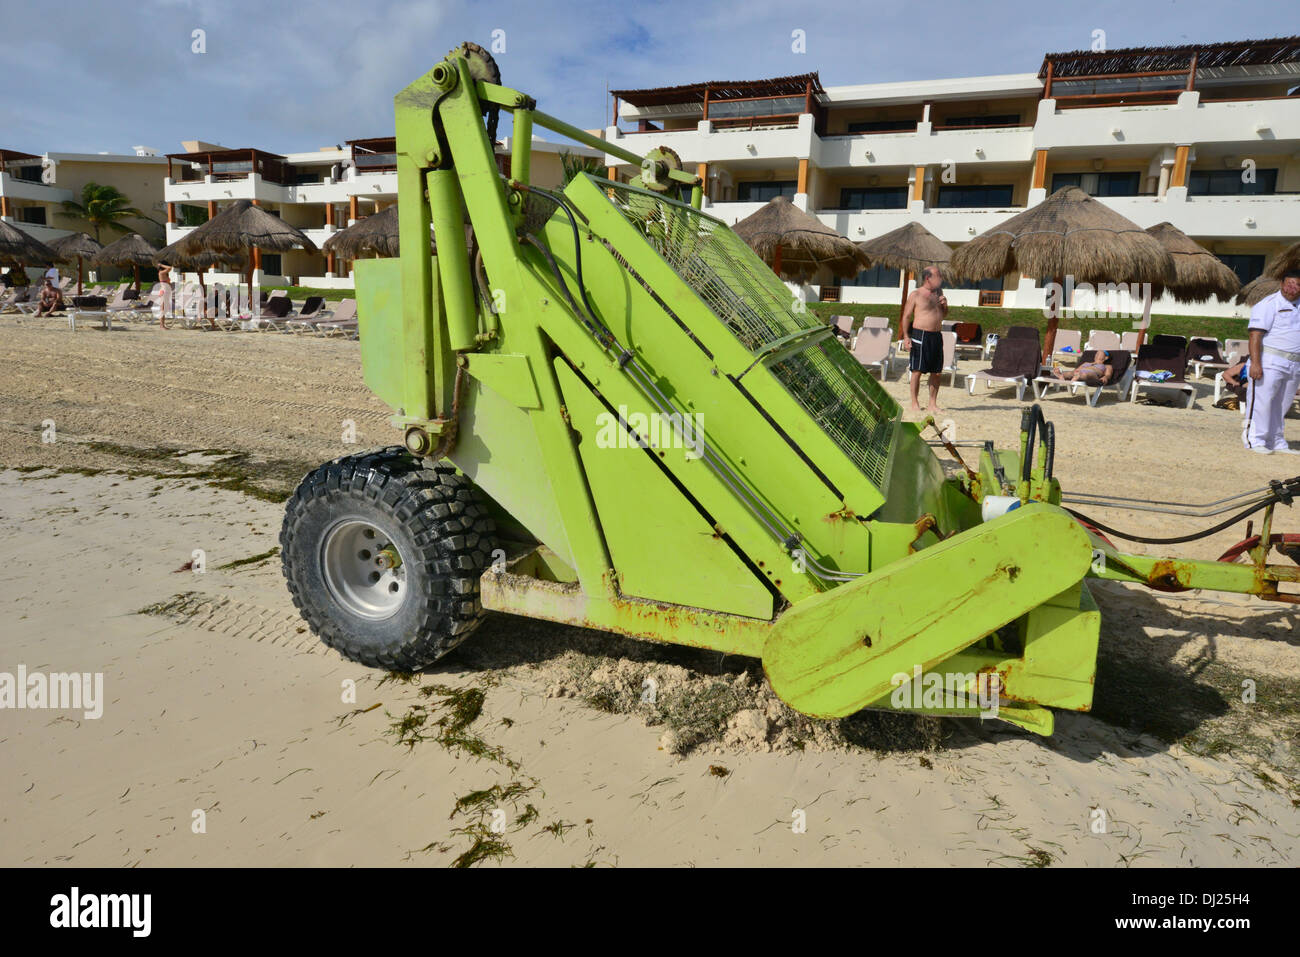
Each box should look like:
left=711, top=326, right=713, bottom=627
left=1215, top=254, right=1265, bottom=286
left=1051, top=171, right=1141, bottom=196
left=737, top=180, right=796, bottom=202
left=847, top=119, right=916, bottom=133
left=177, top=204, right=207, bottom=227
left=948, top=274, right=1004, bottom=292
left=936, top=184, right=1014, bottom=208
left=1189, top=169, right=1278, bottom=196
left=353, top=151, right=397, bottom=171
left=16, top=207, right=46, bottom=225
left=938, top=114, right=1021, bottom=128
left=294, top=170, right=325, bottom=185
left=260, top=254, right=282, bottom=276
left=838, top=186, right=908, bottom=210
left=15, top=165, right=42, bottom=182
left=843, top=264, right=901, bottom=287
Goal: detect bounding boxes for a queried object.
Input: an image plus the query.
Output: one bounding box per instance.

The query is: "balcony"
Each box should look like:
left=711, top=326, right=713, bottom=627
left=816, top=122, right=1034, bottom=169
left=0, top=173, right=72, bottom=204
left=1034, top=91, right=1300, bottom=150
left=604, top=115, right=817, bottom=165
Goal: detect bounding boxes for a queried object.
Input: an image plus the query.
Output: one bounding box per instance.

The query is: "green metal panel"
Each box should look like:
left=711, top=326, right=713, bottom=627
left=554, top=359, right=774, bottom=619
left=535, top=206, right=875, bottom=583
left=463, top=353, right=541, bottom=409
left=762, top=504, right=1095, bottom=718
left=355, top=258, right=411, bottom=413
left=450, top=375, right=581, bottom=573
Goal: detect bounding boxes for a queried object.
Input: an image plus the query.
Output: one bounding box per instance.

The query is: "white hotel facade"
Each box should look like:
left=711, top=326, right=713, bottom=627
left=160, top=136, right=603, bottom=288
left=601, top=36, right=1300, bottom=317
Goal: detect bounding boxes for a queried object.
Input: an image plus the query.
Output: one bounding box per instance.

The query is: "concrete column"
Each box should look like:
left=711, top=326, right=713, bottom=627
left=1171, top=145, right=1191, bottom=189
left=1028, top=148, right=1048, bottom=205
left=909, top=165, right=927, bottom=214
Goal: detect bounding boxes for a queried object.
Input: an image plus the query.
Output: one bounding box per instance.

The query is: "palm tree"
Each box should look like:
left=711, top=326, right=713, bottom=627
left=60, top=183, right=150, bottom=243
left=559, top=149, right=602, bottom=185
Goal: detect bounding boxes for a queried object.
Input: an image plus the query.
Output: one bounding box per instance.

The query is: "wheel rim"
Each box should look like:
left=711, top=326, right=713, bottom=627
left=320, top=519, right=408, bottom=620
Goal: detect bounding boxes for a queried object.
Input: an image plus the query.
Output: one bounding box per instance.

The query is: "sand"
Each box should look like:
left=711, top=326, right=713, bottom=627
left=0, top=320, right=1297, bottom=867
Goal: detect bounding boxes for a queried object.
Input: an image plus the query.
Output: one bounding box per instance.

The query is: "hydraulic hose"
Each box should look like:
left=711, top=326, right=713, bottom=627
left=1066, top=478, right=1298, bottom=546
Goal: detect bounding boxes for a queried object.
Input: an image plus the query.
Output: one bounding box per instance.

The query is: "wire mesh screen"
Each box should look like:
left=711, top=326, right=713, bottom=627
left=600, top=178, right=899, bottom=487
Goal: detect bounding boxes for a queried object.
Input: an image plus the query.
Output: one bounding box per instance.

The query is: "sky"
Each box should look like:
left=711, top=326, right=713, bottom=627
left=1, top=0, right=1292, bottom=156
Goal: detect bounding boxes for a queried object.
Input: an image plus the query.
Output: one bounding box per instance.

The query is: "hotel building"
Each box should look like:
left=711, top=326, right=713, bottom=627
left=0, top=147, right=168, bottom=248
left=161, top=135, right=604, bottom=287
left=602, top=36, right=1300, bottom=317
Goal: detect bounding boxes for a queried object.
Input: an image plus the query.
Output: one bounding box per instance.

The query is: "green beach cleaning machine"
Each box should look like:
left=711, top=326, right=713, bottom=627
left=279, top=43, right=1300, bottom=736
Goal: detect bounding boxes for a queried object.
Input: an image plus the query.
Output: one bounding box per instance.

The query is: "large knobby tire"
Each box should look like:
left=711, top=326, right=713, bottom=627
left=280, top=447, right=497, bottom=670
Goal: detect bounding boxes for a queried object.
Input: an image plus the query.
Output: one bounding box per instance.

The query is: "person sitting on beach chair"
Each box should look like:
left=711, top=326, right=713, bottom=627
left=1050, top=349, right=1113, bottom=386
left=34, top=278, right=64, bottom=317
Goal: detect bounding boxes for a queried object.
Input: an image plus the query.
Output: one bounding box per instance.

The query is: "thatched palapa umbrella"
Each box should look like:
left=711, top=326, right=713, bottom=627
left=1263, top=240, right=1300, bottom=279
left=1134, top=222, right=1241, bottom=350
left=93, top=232, right=159, bottom=292
left=0, top=219, right=58, bottom=268
left=323, top=205, right=403, bottom=259
left=176, top=199, right=317, bottom=308
left=48, top=232, right=102, bottom=296
left=732, top=196, right=867, bottom=283
left=857, top=221, right=952, bottom=326
left=155, top=238, right=248, bottom=328
left=1236, top=276, right=1279, bottom=307
left=950, top=186, right=1173, bottom=361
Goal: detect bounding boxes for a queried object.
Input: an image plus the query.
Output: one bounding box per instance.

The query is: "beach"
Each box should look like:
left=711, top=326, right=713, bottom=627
left=1, top=321, right=1297, bottom=867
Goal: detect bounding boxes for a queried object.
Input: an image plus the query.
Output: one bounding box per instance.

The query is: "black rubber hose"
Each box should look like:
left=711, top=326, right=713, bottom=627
left=514, top=182, right=602, bottom=327
left=1044, top=421, right=1055, bottom=480
left=1066, top=496, right=1280, bottom=546
left=1021, top=405, right=1048, bottom=482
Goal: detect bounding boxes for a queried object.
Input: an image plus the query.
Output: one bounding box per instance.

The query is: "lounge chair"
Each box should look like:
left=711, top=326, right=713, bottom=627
left=1085, top=329, right=1121, bottom=352
left=830, top=314, right=855, bottom=342
left=860, top=316, right=891, bottom=329
left=952, top=321, right=983, bottom=359
left=1130, top=341, right=1196, bottom=409
left=287, top=298, right=354, bottom=335
left=1224, top=337, right=1250, bottom=364
left=939, top=330, right=961, bottom=387
left=1119, top=331, right=1140, bottom=351
left=316, top=312, right=359, bottom=338
left=1050, top=329, right=1082, bottom=361
left=68, top=295, right=111, bottom=331
left=849, top=326, right=894, bottom=381
left=1214, top=367, right=1248, bottom=406
left=1004, top=325, right=1037, bottom=340
left=3, top=287, right=35, bottom=314
left=249, top=296, right=294, bottom=331
left=291, top=296, right=327, bottom=319
left=1188, top=337, right=1229, bottom=379
left=1154, top=333, right=1186, bottom=350
left=967, top=331, right=1040, bottom=401
left=1032, top=348, right=1135, bottom=407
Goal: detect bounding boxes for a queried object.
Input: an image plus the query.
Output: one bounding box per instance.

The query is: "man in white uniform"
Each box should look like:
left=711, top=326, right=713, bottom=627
left=1245, top=270, right=1300, bottom=454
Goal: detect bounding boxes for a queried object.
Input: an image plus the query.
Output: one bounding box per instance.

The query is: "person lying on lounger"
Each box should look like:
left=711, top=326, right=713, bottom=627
left=34, top=278, right=64, bottom=317
left=1050, top=350, right=1113, bottom=386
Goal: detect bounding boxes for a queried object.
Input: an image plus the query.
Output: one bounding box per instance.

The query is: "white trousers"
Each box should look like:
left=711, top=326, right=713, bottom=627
left=1244, top=357, right=1300, bottom=450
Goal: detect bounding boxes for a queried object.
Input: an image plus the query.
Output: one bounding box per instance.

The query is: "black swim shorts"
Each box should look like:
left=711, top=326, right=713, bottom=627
left=908, top=329, right=943, bottom=374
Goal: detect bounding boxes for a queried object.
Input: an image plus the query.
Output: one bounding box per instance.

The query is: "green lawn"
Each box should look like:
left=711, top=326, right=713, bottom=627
left=806, top=302, right=1248, bottom=342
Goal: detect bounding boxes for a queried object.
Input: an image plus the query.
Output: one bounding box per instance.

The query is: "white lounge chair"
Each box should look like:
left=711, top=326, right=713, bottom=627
left=1051, top=329, right=1082, bottom=361
left=849, top=326, right=894, bottom=381
left=288, top=298, right=354, bottom=335
left=1085, top=329, right=1122, bottom=352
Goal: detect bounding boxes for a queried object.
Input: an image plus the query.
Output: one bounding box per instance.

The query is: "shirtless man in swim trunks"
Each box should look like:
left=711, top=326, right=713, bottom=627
left=898, top=266, right=949, bottom=414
